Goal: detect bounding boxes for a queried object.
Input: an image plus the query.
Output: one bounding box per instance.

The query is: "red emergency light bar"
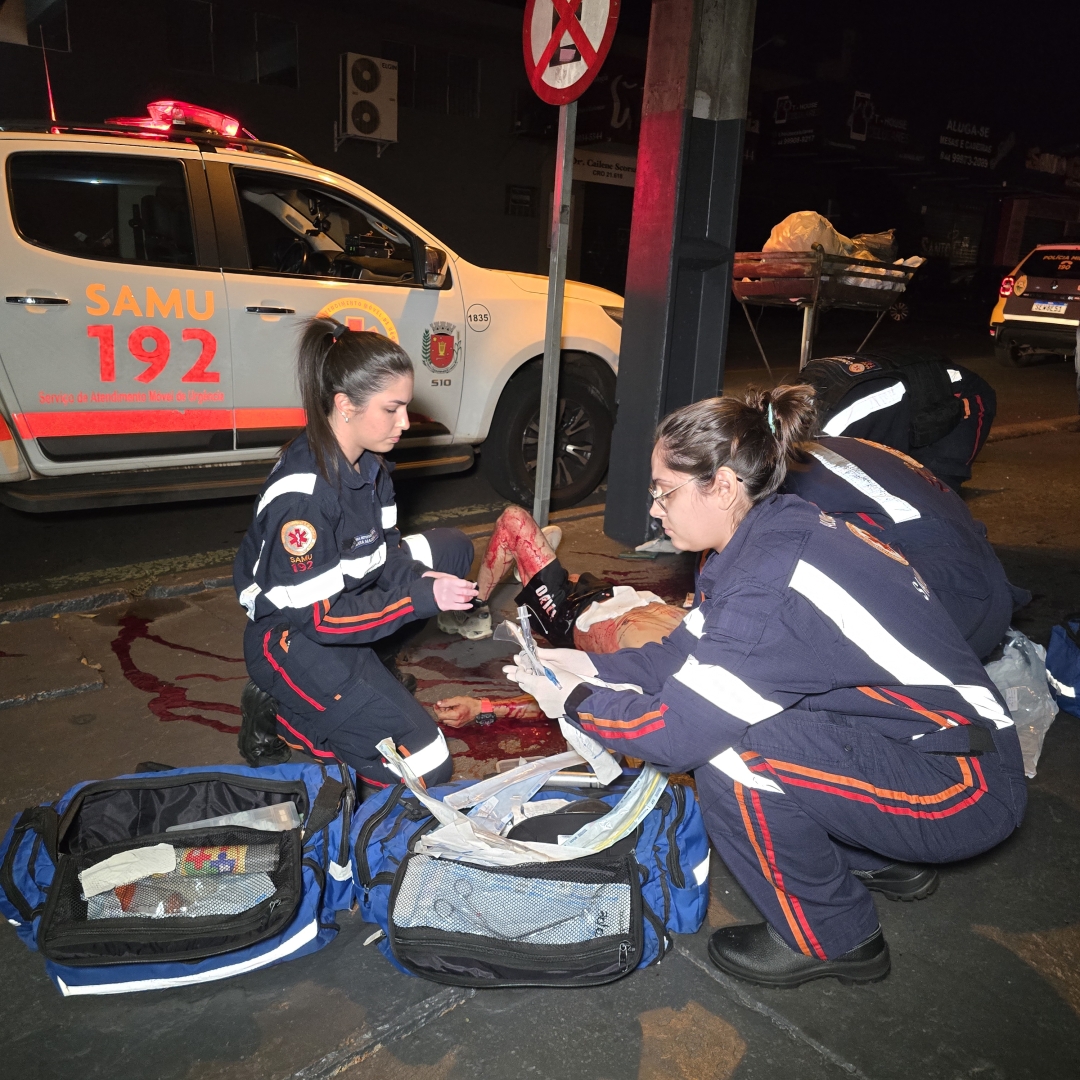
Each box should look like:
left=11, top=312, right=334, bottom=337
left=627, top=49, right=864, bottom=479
left=106, top=100, right=250, bottom=139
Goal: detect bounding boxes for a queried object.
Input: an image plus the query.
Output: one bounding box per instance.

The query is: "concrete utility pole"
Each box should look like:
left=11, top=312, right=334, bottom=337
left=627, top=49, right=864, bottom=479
left=603, top=0, right=757, bottom=546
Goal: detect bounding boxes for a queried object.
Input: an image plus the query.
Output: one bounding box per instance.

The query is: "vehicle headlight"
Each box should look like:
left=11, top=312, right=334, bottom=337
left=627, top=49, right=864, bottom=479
left=601, top=305, right=624, bottom=326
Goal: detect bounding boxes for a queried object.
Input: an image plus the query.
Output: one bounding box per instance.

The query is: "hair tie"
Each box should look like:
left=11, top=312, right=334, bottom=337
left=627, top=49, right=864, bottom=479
left=331, top=322, right=349, bottom=342
left=766, top=402, right=779, bottom=436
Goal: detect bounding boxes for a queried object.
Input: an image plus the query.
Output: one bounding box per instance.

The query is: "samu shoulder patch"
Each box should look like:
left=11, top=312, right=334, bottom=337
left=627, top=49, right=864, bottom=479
left=281, top=520, right=317, bottom=557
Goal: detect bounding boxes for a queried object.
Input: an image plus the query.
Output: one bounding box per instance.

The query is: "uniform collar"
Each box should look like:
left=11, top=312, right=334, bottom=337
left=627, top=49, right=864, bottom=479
left=336, top=448, right=381, bottom=489
left=697, top=494, right=784, bottom=594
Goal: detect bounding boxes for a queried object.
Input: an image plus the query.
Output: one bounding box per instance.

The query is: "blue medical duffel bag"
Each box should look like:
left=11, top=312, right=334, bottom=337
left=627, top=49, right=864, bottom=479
left=0, top=761, right=355, bottom=996
left=352, top=772, right=711, bottom=988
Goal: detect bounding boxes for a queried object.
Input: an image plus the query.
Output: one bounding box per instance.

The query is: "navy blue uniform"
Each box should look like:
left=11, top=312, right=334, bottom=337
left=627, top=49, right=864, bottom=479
left=234, top=433, right=472, bottom=788
left=563, top=495, right=1026, bottom=959
left=782, top=436, right=1015, bottom=659
left=819, top=365, right=995, bottom=490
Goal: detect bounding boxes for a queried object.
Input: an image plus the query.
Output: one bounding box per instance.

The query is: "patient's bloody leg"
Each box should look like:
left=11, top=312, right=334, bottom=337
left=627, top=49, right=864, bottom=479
left=477, top=505, right=559, bottom=601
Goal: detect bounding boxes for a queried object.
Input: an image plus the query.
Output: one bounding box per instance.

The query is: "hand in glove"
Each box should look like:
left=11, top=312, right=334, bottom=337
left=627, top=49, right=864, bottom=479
left=503, top=655, right=586, bottom=719
left=535, top=648, right=598, bottom=679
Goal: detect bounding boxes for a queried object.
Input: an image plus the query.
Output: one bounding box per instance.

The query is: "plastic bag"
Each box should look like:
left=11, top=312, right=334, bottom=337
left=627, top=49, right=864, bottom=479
left=763, top=211, right=854, bottom=256
left=166, top=802, right=301, bottom=834
left=851, top=229, right=898, bottom=261
left=984, top=630, right=1059, bottom=777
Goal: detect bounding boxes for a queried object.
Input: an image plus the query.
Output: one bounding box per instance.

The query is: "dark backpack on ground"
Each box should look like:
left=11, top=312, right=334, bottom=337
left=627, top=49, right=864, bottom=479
left=352, top=773, right=710, bottom=988
left=795, top=347, right=963, bottom=448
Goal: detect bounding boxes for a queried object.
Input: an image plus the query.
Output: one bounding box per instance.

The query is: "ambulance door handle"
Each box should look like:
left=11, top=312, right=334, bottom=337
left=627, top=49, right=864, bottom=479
left=6, top=296, right=70, bottom=305
left=246, top=305, right=294, bottom=314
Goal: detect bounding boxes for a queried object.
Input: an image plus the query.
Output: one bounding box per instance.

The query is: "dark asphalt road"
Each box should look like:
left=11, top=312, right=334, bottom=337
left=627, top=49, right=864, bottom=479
left=0, top=305, right=1023, bottom=600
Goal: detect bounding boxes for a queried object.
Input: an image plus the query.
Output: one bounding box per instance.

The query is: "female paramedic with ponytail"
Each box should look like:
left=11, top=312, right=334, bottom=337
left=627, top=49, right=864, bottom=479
left=234, top=319, right=477, bottom=794
left=506, top=385, right=1027, bottom=988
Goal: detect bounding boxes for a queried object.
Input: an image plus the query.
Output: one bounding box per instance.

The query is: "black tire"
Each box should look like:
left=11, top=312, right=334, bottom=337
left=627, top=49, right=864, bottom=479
left=483, top=358, right=613, bottom=510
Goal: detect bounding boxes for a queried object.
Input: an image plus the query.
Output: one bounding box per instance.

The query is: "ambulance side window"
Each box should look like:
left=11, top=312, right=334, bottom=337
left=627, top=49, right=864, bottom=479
left=8, top=153, right=197, bottom=266
left=233, top=168, right=416, bottom=285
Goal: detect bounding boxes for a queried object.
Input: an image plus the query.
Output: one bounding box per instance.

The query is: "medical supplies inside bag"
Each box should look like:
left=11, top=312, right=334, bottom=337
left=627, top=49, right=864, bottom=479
left=40, top=823, right=300, bottom=963
left=353, top=772, right=710, bottom=988
left=0, top=763, right=355, bottom=995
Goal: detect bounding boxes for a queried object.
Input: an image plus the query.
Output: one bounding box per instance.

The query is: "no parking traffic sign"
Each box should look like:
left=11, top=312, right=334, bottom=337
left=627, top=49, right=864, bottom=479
left=523, top=0, right=621, bottom=105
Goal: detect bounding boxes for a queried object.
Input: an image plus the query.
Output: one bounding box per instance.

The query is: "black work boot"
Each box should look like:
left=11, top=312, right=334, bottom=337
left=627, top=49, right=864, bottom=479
left=852, top=862, right=939, bottom=901
left=380, top=654, right=418, bottom=694
left=238, top=681, right=291, bottom=767
left=707, top=922, right=890, bottom=988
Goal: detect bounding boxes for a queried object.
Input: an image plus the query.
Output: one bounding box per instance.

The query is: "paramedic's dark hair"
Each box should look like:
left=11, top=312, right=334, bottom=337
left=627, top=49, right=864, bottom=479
left=295, top=317, right=414, bottom=481
left=655, top=384, right=817, bottom=502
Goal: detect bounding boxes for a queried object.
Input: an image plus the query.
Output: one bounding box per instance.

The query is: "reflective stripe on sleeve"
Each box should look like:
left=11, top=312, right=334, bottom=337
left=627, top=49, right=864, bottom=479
left=807, top=445, right=920, bottom=524
left=710, top=747, right=785, bottom=793
left=265, top=565, right=345, bottom=609
left=239, top=582, right=261, bottom=620
left=384, top=729, right=450, bottom=779
left=402, top=533, right=433, bottom=569
left=682, top=607, right=706, bottom=638
left=341, top=542, right=387, bottom=580
left=788, top=559, right=1014, bottom=728
left=673, top=654, right=783, bottom=724
left=952, top=684, right=1014, bottom=729
left=382, top=504, right=398, bottom=529
left=822, top=381, right=906, bottom=436
left=257, top=473, right=318, bottom=516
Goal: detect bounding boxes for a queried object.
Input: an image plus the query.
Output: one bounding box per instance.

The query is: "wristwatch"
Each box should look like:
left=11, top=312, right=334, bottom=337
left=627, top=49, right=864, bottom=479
left=475, top=698, right=497, bottom=726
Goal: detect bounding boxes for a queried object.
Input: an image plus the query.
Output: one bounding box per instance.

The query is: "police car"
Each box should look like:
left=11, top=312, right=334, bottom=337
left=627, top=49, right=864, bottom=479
left=991, top=243, right=1080, bottom=366
left=0, top=101, right=623, bottom=512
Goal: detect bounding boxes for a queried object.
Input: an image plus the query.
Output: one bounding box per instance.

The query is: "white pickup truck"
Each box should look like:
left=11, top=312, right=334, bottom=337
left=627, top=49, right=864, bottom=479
left=0, top=101, right=623, bottom=511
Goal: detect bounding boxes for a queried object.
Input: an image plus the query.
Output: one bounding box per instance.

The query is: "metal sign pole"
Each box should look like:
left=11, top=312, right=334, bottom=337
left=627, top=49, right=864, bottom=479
left=532, top=98, right=577, bottom=527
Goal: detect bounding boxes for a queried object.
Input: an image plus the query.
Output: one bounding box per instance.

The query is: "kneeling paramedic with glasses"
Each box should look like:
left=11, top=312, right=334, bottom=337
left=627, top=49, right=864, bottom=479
left=505, top=385, right=1026, bottom=988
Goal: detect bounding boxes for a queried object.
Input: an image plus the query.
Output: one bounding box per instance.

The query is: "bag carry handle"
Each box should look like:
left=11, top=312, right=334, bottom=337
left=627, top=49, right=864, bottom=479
left=0, top=806, right=60, bottom=923
left=303, top=774, right=347, bottom=838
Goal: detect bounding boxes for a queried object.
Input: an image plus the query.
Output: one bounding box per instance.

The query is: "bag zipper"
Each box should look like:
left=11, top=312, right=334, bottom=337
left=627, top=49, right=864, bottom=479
left=354, top=783, right=407, bottom=887
left=664, top=784, right=688, bottom=890
left=393, top=928, right=637, bottom=975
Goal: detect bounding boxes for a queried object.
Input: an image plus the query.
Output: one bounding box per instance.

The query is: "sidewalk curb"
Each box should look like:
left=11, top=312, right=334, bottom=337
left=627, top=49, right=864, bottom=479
left=0, top=681, right=104, bottom=711
left=0, top=568, right=235, bottom=624
left=986, top=415, right=1080, bottom=442
left=0, top=505, right=608, bottom=624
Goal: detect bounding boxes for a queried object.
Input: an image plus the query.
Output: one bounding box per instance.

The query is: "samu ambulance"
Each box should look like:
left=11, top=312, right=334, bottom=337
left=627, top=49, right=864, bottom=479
left=0, top=101, right=623, bottom=512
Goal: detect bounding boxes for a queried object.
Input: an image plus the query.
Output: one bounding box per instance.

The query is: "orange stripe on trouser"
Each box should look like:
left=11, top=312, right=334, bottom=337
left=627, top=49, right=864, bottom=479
left=750, top=753, right=987, bottom=817
left=734, top=782, right=823, bottom=959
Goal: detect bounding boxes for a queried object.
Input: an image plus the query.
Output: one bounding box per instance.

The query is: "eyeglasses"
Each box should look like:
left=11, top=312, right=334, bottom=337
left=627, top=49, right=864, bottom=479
left=648, top=472, right=744, bottom=511
left=647, top=477, right=694, bottom=511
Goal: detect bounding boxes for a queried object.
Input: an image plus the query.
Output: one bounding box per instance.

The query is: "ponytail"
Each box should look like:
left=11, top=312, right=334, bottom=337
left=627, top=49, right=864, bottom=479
left=295, top=317, right=414, bottom=481
left=655, top=384, right=817, bottom=502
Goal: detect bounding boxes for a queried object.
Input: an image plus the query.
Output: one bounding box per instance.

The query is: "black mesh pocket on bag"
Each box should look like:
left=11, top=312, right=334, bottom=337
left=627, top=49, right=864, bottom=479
left=39, top=825, right=302, bottom=965
left=388, top=852, right=643, bottom=988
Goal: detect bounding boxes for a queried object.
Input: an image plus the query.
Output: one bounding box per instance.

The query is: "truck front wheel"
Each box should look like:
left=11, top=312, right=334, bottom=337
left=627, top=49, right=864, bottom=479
left=483, top=361, right=613, bottom=510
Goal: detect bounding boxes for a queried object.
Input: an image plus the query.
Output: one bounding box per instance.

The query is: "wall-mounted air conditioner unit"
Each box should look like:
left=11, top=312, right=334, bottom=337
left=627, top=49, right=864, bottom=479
left=336, top=53, right=398, bottom=152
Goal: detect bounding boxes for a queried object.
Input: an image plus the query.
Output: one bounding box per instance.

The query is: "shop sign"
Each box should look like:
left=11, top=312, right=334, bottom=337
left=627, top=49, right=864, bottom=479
left=572, top=148, right=636, bottom=186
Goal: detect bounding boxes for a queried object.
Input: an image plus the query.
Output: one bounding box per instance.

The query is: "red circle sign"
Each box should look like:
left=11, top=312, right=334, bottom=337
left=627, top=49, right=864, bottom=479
left=523, top=0, right=621, bottom=106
